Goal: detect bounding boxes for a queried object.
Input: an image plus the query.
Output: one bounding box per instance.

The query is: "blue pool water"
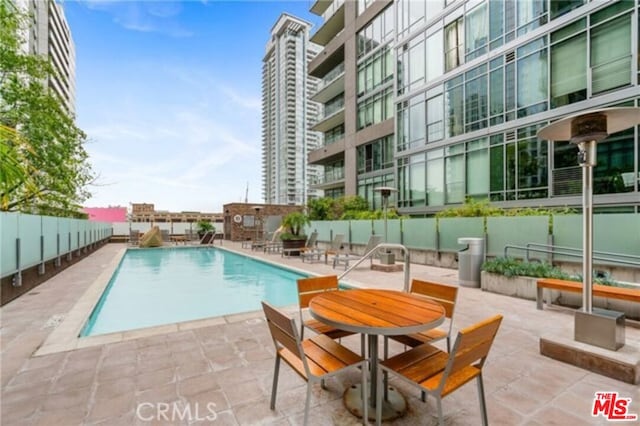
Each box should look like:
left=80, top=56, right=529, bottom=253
left=81, top=247, right=304, bottom=336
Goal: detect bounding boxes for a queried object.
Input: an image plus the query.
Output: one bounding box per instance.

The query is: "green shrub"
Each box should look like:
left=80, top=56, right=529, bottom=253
left=482, top=257, right=571, bottom=279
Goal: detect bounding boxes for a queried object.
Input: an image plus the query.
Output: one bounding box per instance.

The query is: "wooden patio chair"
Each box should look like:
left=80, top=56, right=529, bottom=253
left=376, top=314, right=503, bottom=426
left=262, top=301, right=368, bottom=425
left=297, top=275, right=365, bottom=355
left=385, top=279, right=458, bottom=356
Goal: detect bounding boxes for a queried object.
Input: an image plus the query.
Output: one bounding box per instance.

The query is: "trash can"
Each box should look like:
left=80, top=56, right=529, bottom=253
left=457, top=237, right=485, bottom=288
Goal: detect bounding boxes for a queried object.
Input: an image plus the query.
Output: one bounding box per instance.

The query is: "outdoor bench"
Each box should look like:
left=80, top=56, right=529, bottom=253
left=536, top=278, right=640, bottom=310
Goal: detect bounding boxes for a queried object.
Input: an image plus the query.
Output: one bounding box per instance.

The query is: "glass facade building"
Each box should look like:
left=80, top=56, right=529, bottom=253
left=308, top=0, right=639, bottom=214
left=262, top=14, right=323, bottom=205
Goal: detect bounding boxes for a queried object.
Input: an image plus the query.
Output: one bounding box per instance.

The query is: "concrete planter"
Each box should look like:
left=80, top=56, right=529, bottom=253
left=481, top=272, right=640, bottom=320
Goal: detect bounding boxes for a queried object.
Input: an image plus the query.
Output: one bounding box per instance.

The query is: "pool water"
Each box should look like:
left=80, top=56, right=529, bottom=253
left=81, top=247, right=304, bottom=336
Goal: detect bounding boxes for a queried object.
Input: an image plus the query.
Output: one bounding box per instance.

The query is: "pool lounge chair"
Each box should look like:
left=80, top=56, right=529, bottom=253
left=253, top=230, right=281, bottom=251
left=129, top=229, right=140, bottom=246
left=301, top=233, right=344, bottom=264
left=332, top=234, right=382, bottom=270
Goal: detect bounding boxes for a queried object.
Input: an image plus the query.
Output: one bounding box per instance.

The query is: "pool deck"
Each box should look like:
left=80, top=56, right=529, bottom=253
left=1, top=242, right=638, bottom=425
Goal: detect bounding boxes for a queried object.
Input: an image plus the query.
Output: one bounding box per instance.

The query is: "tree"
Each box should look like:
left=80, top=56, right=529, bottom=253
left=0, top=1, right=93, bottom=215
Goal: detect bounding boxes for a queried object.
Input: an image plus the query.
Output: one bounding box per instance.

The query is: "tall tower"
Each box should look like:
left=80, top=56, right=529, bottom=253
left=16, top=0, right=76, bottom=115
left=262, top=13, right=322, bottom=205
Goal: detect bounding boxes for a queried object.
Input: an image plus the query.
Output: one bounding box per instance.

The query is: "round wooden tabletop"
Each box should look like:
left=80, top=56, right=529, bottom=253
left=309, top=289, right=445, bottom=336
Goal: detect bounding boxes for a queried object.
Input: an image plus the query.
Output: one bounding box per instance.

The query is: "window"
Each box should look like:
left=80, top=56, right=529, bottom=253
left=445, top=144, right=465, bottom=203
left=465, top=3, right=488, bottom=61
left=516, top=38, right=547, bottom=118
left=426, top=30, right=443, bottom=83
left=489, top=58, right=504, bottom=125
left=427, top=94, right=444, bottom=142
left=466, top=138, right=489, bottom=197
left=357, top=48, right=393, bottom=97
left=357, top=136, right=394, bottom=174
left=426, top=149, right=444, bottom=206
left=464, top=65, right=488, bottom=132
left=357, top=87, right=393, bottom=130
left=357, top=6, right=393, bottom=58
left=516, top=0, right=547, bottom=36
left=591, top=15, right=632, bottom=94
left=550, top=26, right=586, bottom=108
left=444, top=17, right=464, bottom=72
left=397, top=0, right=427, bottom=38
left=409, top=96, right=426, bottom=147
left=445, top=75, right=464, bottom=138
left=408, top=36, right=425, bottom=90
left=550, top=0, right=584, bottom=20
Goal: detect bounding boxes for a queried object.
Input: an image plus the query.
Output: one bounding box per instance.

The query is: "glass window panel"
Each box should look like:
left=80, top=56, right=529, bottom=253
left=467, top=146, right=489, bottom=195
left=591, top=15, right=632, bottom=94
left=490, top=144, right=504, bottom=191
left=445, top=18, right=464, bottom=71
left=426, top=0, right=444, bottom=22
left=489, top=67, right=504, bottom=116
left=466, top=4, right=488, bottom=60
left=410, top=160, right=426, bottom=205
left=489, top=0, right=504, bottom=45
left=397, top=47, right=408, bottom=94
left=409, top=39, right=425, bottom=88
left=427, top=157, right=444, bottom=205
left=594, top=129, right=634, bottom=194
left=426, top=30, right=443, bottom=82
left=409, top=101, right=426, bottom=145
left=427, top=94, right=444, bottom=142
left=517, top=139, right=547, bottom=189
left=373, top=55, right=382, bottom=87
left=517, top=49, right=547, bottom=109
left=550, top=0, right=584, bottom=20
left=397, top=106, right=408, bottom=150
left=465, top=72, right=488, bottom=132
left=445, top=82, right=464, bottom=138
left=446, top=153, right=465, bottom=203
left=551, top=33, right=586, bottom=108
left=516, top=0, right=547, bottom=35
left=409, top=0, right=425, bottom=31
left=506, top=142, right=516, bottom=190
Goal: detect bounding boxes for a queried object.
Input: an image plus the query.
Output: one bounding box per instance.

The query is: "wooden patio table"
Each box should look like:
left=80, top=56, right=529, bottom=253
left=309, top=288, right=445, bottom=421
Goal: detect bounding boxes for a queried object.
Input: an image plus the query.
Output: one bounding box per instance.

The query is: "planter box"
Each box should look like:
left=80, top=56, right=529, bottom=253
left=281, top=239, right=306, bottom=256
left=481, top=272, right=640, bottom=320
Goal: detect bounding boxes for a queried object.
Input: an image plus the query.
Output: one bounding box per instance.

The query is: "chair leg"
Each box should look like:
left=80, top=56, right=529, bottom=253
left=304, top=382, right=312, bottom=426
left=436, top=397, right=444, bottom=426
left=446, top=336, right=451, bottom=353
left=321, top=379, right=326, bottom=390
left=375, top=366, right=383, bottom=426
left=421, top=390, right=426, bottom=402
left=361, top=334, right=366, bottom=358
left=270, top=356, right=280, bottom=410
left=361, top=361, right=368, bottom=425
left=477, top=373, right=488, bottom=426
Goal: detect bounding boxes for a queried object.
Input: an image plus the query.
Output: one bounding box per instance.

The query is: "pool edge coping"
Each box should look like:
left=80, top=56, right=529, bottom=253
left=34, top=244, right=361, bottom=356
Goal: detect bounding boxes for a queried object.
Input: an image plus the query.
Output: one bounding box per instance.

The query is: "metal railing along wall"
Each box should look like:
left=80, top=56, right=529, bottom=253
left=0, top=212, right=112, bottom=286
left=503, top=243, right=640, bottom=268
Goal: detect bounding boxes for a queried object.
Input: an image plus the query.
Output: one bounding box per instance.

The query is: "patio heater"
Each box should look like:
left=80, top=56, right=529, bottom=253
left=252, top=206, right=262, bottom=241
left=374, top=186, right=397, bottom=265
left=537, top=107, right=640, bottom=350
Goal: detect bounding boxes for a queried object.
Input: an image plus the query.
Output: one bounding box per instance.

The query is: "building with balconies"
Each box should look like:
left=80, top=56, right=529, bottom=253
left=308, top=0, right=640, bottom=215
left=262, top=14, right=323, bottom=205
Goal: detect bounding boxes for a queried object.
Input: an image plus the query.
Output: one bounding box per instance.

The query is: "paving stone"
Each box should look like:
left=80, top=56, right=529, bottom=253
left=87, top=393, right=135, bottom=423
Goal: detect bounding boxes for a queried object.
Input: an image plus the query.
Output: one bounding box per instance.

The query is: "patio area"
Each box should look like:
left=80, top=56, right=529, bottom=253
left=1, top=242, right=638, bottom=425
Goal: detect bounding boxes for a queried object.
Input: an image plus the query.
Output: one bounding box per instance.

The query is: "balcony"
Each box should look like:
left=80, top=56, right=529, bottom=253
left=309, top=170, right=345, bottom=189
left=311, top=101, right=345, bottom=133
left=310, top=0, right=332, bottom=15
left=310, top=1, right=345, bottom=46
left=311, top=63, right=344, bottom=104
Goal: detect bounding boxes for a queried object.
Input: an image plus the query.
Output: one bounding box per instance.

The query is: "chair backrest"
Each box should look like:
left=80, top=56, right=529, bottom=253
left=297, top=275, right=339, bottom=309
left=129, top=230, right=139, bottom=242
left=330, top=234, right=345, bottom=251
left=364, top=235, right=382, bottom=253
left=305, top=231, right=318, bottom=248
left=410, top=279, right=458, bottom=320
left=270, top=230, right=282, bottom=243
left=439, top=314, right=503, bottom=393
left=160, top=229, right=170, bottom=242
left=261, top=301, right=305, bottom=363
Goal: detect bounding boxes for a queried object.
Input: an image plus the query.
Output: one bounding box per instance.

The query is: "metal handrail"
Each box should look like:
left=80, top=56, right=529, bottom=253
left=338, top=243, right=411, bottom=292
left=526, top=243, right=640, bottom=261
left=503, top=245, right=640, bottom=268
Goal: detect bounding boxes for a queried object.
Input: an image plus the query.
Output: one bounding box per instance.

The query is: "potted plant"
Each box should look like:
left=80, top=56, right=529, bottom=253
left=280, top=212, right=310, bottom=254
left=196, top=220, right=215, bottom=239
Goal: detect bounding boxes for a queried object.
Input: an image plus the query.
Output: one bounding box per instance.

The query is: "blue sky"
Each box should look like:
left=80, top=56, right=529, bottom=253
left=65, top=0, right=321, bottom=213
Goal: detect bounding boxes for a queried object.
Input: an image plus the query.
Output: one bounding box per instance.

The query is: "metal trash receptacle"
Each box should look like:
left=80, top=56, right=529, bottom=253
left=457, top=237, right=485, bottom=288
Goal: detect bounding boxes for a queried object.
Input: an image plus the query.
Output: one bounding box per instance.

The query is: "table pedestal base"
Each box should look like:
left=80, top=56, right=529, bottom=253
left=343, top=384, right=406, bottom=421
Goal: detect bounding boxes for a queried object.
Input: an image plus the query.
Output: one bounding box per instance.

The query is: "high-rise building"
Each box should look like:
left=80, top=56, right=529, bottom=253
left=15, top=0, right=76, bottom=115
left=262, top=14, right=323, bottom=205
left=308, top=0, right=640, bottom=214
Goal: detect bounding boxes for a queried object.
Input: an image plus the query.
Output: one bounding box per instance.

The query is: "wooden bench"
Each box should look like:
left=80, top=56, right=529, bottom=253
left=536, top=278, right=640, bottom=310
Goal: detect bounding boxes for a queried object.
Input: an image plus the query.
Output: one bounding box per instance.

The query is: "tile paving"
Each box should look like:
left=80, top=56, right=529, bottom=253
left=1, top=242, right=638, bottom=425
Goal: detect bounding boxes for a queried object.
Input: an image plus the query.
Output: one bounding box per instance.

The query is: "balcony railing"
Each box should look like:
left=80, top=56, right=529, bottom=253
left=316, top=62, right=345, bottom=92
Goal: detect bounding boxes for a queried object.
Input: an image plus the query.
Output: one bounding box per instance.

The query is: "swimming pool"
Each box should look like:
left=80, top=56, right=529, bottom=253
left=81, top=247, right=305, bottom=336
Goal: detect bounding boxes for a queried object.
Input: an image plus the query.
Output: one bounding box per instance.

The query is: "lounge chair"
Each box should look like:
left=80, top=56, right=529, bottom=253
left=253, top=230, right=281, bottom=251
left=129, top=229, right=140, bottom=246
left=263, top=229, right=285, bottom=253
left=332, top=234, right=382, bottom=270
left=301, top=233, right=344, bottom=264
left=160, top=229, right=170, bottom=244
